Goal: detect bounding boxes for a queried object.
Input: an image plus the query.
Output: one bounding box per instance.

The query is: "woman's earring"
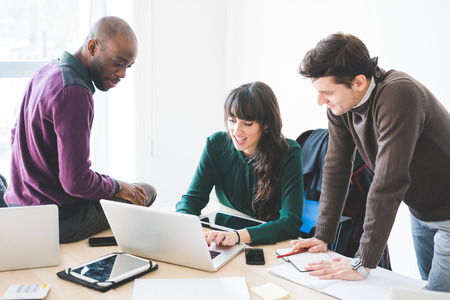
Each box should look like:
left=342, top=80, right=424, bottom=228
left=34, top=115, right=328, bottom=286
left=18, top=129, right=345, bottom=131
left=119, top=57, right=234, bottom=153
left=264, top=128, right=268, bottom=134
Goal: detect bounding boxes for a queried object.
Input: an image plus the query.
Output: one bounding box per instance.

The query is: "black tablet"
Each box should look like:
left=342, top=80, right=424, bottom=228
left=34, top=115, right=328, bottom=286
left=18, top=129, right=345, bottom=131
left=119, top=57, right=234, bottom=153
left=199, top=211, right=265, bottom=231
left=68, top=253, right=152, bottom=286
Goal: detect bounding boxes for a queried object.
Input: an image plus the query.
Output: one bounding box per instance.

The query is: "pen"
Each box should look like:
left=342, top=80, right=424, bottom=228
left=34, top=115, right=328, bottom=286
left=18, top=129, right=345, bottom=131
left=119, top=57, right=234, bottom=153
left=276, top=248, right=308, bottom=259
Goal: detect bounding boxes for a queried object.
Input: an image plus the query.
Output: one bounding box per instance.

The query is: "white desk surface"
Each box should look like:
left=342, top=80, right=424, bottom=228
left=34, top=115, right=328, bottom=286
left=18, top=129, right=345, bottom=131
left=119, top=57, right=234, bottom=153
left=0, top=201, right=333, bottom=300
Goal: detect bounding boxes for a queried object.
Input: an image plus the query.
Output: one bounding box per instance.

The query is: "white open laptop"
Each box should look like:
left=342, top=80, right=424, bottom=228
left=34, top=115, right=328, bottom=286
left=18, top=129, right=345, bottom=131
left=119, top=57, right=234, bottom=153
left=390, top=287, right=450, bottom=300
left=100, top=200, right=245, bottom=272
left=0, top=205, right=60, bottom=271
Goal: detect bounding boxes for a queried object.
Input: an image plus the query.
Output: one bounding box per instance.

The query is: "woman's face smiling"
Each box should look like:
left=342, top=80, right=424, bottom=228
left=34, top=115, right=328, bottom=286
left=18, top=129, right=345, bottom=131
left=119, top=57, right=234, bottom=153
left=227, top=114, right=263, bottom=157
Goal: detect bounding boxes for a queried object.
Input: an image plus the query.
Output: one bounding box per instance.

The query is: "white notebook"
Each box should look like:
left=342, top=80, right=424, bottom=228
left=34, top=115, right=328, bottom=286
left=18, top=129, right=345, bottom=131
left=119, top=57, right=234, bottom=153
left=276, top=248, right=332, bottom=272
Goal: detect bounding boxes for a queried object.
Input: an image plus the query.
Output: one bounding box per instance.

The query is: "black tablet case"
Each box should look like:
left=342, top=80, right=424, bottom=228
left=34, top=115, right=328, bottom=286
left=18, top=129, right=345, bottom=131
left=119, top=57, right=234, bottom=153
left=57, top=252, right=158, bottom=293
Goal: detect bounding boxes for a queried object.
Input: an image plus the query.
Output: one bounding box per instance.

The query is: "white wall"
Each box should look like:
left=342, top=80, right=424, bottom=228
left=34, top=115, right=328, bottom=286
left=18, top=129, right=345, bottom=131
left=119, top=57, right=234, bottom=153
left=100, top=0, right=450, bottom=280
left=94, top=0, right=227, bottom=207
left=225, top=0, right=450, bottom=138
left=143, top=0, right=228, bottom=206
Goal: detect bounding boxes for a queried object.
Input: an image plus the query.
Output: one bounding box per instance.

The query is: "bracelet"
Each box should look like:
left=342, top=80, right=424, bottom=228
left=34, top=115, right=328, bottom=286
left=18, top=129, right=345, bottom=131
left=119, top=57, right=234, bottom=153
left=234, top=230, right=240, bottom=244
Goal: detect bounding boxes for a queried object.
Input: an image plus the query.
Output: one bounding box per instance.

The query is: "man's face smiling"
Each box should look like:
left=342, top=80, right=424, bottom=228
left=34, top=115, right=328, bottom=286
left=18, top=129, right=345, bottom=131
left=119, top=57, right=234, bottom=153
left=312, top=76, right=362, bottom=116
left=89, top=35, right=137, bottom=92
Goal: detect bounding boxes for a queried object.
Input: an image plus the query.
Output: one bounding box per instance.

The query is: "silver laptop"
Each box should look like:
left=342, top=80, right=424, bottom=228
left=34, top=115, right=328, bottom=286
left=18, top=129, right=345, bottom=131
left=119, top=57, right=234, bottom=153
left=0, top=205, right=60, bottom=271
left=100, top=200, right=245, bottom=272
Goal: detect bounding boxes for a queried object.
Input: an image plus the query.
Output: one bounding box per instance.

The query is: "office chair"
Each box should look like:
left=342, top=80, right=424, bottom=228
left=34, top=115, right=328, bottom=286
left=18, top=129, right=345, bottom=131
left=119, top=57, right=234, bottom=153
left=297, top=129, right=354, bottom=255
left=297, top=129, right=371, bottom=257
left=300, top=196, right=353, bottom=255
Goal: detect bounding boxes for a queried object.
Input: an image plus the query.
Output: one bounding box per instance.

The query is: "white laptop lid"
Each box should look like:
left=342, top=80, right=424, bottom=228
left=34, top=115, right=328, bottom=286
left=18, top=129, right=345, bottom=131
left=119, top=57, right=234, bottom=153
left=390, top=288, right=450, bottom=300
left=0, top=205, right=60, bottom=271
left=100, top=200, right=244, bottom=272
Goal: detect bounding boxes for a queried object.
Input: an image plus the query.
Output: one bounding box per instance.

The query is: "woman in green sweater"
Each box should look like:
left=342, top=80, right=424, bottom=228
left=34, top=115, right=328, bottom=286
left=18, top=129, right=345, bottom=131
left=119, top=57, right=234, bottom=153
left=176, top=81, right=303, bottom=246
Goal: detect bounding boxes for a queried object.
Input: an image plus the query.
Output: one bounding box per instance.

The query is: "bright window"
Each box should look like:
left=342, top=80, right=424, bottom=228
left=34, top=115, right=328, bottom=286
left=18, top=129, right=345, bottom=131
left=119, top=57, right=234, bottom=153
left=0, top=0, right=91, bottom=181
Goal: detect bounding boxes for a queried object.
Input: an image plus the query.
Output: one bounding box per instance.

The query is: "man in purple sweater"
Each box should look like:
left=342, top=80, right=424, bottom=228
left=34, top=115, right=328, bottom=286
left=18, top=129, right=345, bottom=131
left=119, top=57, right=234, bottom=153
left=291, top=33, right=450, bottom=292
left=5, top=16, right=157, bottom=243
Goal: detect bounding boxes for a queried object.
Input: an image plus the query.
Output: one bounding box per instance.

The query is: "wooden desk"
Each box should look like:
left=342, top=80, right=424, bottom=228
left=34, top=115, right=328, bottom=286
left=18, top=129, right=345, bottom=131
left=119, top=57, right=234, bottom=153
left=0, top=203, right=333, bottom=300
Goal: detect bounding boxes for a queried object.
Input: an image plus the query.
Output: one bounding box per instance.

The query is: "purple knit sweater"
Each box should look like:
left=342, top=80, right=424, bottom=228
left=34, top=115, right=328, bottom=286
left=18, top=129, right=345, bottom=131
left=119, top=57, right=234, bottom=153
left=5, top=52, right=115, bottom=207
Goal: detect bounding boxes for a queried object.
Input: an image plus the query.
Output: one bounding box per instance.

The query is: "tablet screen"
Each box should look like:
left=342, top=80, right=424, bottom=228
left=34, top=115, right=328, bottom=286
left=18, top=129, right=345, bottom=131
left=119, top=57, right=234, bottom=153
left=200, top=212, right=265, bottom=231
left=70, top=253, right=150, bottom=283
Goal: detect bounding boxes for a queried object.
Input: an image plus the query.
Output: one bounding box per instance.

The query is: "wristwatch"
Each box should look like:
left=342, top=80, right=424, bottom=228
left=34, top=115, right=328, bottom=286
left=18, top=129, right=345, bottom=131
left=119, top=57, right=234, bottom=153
left=350, top=256, right=370, bottom=278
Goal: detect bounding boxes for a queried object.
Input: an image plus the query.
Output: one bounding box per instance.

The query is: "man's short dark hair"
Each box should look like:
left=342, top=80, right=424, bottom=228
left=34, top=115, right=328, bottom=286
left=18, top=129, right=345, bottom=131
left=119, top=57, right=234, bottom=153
left=298, top=33, right=375, bottom=87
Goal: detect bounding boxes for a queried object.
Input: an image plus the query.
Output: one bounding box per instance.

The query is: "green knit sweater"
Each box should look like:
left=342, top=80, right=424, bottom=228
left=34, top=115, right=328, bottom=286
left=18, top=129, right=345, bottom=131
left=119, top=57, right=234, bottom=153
left=176, top=131, right=303, bottom=245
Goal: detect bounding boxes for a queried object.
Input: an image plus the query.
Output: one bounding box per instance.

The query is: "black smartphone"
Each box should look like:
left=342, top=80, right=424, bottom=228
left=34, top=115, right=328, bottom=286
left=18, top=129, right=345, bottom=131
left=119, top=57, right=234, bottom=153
left=88, top=236, right=117, bottom=247
left=245, top=248, right=265, bottom=265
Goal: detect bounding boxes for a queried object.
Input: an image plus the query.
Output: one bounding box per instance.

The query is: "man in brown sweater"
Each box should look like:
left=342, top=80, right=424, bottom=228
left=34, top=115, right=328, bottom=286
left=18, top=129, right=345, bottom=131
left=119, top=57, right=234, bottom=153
left=292, top=33, right=450, bottom=292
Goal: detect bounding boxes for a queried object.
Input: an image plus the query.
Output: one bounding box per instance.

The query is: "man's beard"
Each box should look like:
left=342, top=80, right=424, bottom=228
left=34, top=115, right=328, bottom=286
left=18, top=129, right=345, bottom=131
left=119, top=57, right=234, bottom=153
left=90, top=58, right=109, bottom=91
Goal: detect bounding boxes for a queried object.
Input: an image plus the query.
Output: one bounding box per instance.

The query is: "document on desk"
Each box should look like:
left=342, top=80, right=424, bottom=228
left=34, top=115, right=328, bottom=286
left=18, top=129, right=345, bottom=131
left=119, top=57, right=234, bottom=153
left=276, top=248, right=332, bottom=272
left=268, top=263, right=428, bottom=300
left=132, top=277, right=251, bottom=300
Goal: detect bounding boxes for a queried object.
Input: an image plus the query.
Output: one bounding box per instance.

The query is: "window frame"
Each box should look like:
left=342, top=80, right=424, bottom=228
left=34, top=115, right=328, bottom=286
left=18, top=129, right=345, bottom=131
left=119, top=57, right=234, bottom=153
left=0, top=61, right=47, bottom=79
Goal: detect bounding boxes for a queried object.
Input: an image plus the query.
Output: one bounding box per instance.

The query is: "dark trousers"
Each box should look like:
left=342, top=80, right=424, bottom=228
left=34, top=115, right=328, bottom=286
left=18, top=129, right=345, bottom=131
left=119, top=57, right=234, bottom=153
left=59, top=183, right=157, bottom=243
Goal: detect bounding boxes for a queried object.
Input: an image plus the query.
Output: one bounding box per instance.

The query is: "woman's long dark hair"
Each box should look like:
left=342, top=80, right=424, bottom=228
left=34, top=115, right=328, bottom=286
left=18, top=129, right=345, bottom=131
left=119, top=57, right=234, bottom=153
left=224, top=81, right=287, bottom=221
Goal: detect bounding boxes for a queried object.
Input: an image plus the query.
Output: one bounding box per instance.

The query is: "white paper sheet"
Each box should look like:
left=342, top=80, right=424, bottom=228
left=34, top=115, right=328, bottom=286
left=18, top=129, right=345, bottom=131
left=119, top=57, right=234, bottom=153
left=132, top=277, right=251, bottom=300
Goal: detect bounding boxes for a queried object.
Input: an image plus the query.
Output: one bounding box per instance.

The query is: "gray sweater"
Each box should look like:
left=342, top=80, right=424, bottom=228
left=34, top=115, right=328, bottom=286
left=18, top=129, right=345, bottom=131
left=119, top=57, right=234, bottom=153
left=314, top=68, right=450, bottom=268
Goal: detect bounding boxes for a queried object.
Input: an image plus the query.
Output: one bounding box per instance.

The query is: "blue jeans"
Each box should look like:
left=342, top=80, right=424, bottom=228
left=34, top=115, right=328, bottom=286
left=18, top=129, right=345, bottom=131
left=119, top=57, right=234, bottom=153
left=410, top=214, right=450, bottom=292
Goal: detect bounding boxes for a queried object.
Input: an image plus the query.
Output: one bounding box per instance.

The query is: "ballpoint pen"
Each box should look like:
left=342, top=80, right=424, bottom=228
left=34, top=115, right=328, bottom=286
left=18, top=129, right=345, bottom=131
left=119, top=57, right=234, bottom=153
left=276, top=248, right=308, bottom=259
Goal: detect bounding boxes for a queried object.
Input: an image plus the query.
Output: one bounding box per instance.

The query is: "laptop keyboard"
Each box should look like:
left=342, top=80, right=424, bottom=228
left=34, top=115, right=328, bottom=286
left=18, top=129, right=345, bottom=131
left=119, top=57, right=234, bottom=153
left=209, top=250, right=222, bottom=260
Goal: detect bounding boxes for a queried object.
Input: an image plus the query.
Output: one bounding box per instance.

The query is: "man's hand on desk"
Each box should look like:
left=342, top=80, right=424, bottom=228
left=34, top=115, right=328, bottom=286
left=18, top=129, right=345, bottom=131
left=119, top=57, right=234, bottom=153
left=290, top=237, right=328, bottom=253
left=290, top=238, right=371, bottom=281
left=303, top=257, right=371, bottom=281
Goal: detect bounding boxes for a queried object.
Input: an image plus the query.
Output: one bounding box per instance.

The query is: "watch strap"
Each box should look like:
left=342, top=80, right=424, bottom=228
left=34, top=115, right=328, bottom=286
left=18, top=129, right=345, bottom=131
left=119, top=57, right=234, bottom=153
left=350, top=257, right=370, bottom=278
